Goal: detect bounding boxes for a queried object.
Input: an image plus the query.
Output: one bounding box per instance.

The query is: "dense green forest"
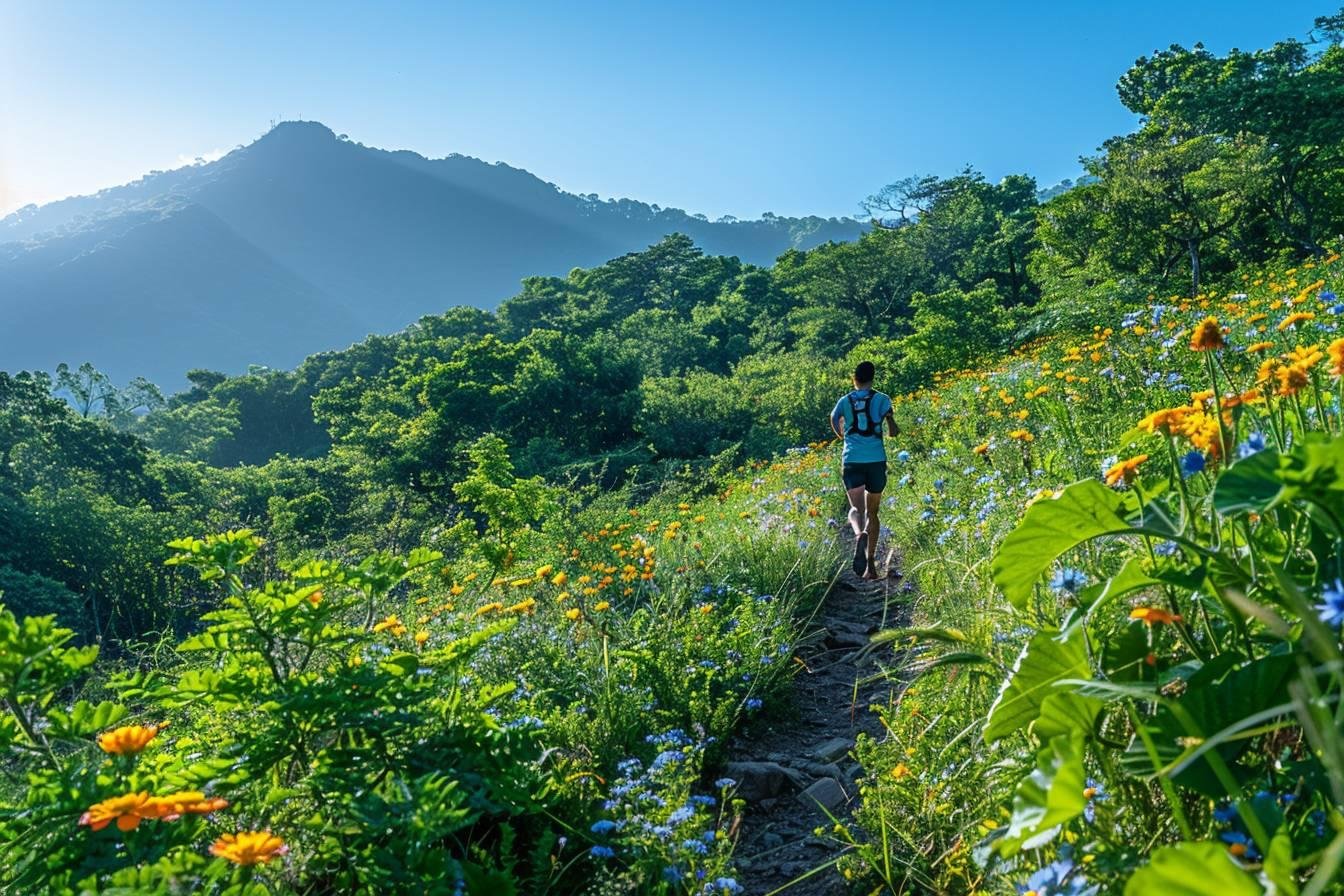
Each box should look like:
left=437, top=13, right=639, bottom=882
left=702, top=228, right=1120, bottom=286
left=5, top=10, right=1344, bottom=895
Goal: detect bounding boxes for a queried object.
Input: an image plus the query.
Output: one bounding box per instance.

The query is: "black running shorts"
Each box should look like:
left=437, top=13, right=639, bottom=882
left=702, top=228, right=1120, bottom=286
left=842, top=461, right=888, bottom=493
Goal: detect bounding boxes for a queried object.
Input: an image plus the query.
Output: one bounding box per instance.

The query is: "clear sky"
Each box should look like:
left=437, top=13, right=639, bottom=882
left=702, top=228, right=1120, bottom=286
left=0, top=1, right=1329, bottom=220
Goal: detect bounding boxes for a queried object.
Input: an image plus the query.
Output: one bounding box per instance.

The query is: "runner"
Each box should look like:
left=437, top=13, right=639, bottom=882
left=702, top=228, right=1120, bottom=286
left=830, top=361, right=897, bottom=579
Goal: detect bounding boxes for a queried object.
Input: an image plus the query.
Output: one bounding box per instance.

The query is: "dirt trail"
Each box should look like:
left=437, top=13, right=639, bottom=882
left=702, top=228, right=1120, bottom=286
left=720, top=531, right=911, bottom=895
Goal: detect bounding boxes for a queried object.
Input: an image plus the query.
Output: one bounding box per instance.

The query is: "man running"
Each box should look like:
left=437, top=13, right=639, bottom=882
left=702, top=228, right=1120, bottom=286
left=830, top=361, right=897, bottom=579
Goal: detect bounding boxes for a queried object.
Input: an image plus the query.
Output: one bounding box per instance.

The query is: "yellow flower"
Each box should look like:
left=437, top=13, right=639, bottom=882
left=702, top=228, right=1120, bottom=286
left=1189, top=316, right=1225, bottom=351
left=1245, top=340, right=1275, bottom=353
left=890, top=763, right=912, bottom=780
left=564, top=607, right=581, bottom=621
left=372, top=614, right=407, bottom=636
left=1329, top=338, right=1344, bottom=377
left=1007, top=429, right=1034, bottom=442
left=209, top=831, right=289, bottom=865
left=414, top=630, right=429, bottom=647
left=1277, top=311, right=1315, bottom=331
left=1276, top=363, right=1311, bottom=397
left=97, top=722, right=167, bottom=755
left=551, top=571, right=568, bottom=587
left=535, top=564, right=554, bottom=578
left=449, top=584, right=465, bottom=596
left=473, top=602, right=504, bottom=617
left=505, top=597, right=537, bottom=615
left=1137, top=407, right=1189, bottom=435
left=593, top=600, right=611, bottom=612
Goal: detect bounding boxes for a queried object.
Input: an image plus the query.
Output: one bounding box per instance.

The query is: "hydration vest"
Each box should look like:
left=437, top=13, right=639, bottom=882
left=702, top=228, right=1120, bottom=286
left=847, top=390, right=881, bottom=437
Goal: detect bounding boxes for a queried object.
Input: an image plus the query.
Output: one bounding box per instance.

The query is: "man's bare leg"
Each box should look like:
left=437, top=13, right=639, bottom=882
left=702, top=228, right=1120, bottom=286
left=845, top=486, right=867, bottom=537
left=846, top=485, right=869, bottom=575
left=862, top=490, right=883, bottom=579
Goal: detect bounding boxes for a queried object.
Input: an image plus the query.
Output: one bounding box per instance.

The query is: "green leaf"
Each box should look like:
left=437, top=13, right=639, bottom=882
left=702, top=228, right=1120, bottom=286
left=985, top=627, right=1089, bottom=744
left=45, top=700, right=127, bottom=738
left=1213, top=449, right=1284, bottom=516
left=1261, top=830, right=1299, bottom=896
left=1124, top=842, right=1263, bottom=896
left=994, top=734, right=1087, bottom=856
left=992, top=480, right=1132, bottom=610
left=379, top=652, right=422, bottom=676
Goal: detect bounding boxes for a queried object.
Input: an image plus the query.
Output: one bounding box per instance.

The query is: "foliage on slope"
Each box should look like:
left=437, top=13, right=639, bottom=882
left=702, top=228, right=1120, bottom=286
left=833, top=254, right=1344, bottom=894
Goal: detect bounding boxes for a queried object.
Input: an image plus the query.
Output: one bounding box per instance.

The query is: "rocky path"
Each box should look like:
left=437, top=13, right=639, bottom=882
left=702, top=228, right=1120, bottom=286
left=721, top=532, right=912, bottom=895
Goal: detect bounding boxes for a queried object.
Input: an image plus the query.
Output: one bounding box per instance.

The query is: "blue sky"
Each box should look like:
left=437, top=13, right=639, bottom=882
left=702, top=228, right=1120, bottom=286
left=0, top=1, right=1328, bottom=220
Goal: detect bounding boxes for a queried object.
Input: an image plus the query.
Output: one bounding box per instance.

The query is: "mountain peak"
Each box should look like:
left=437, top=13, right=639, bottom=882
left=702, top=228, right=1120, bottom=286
left=254, top=120, right=339, bottom=150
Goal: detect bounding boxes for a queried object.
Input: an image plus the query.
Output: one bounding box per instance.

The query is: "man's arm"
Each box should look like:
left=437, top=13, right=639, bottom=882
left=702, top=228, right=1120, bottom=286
left=886, top=414, right=899, bottom=438
left=831, top=412, right=846, bottom=440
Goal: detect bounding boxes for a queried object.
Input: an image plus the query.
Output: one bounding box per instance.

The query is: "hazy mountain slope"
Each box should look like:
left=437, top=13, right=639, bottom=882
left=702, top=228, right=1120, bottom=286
left=0, top=202, right=361, bottom=385
left=1, top=121, right=864, bottom=387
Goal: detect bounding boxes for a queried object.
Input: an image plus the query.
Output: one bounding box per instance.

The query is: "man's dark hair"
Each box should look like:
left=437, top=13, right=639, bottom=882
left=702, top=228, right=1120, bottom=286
left=854, top=361, right=876, bottom=384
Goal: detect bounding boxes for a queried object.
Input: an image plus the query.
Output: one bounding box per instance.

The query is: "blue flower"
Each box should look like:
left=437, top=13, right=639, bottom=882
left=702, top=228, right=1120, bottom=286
left=705, top=879, right=743, bottom=895
left=1212, top=802, right=1238, bottom=825
left=714, top=777, right=737, bottom=789
left=1017, top=858, right=1097, bottom=895
left=1154, top=540, right=1180, bottom=557
left=1049, top=567, right=1088, bottom=595
left=1237, top=432, right=1267, bottom=459
left=1317, top=578, right=1344, bottom=627
left=590, top=819, right=619, bottom=835
left=590, top=845, right=615, bottom=858
left=681, top=838, right=709, bottom=855
left=1180, top=450, right=1206, bottom=478
left=1321, top=290, right=1337, bottom=303
left=745, top=697, right=763, bottom=711
left=663, top=866, right=685, bottom=883
left=897, top=450, right=911, bottom=462
left=667, top=804, right=696, bottom=826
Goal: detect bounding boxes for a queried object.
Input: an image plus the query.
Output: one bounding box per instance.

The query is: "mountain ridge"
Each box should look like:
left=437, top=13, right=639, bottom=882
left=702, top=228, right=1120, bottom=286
left=1, top=121, right=865, bottom=387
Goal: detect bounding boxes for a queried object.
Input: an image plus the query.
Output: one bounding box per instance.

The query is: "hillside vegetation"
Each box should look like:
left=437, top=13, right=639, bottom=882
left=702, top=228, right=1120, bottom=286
left=4, top=9, right=1344, bottom=896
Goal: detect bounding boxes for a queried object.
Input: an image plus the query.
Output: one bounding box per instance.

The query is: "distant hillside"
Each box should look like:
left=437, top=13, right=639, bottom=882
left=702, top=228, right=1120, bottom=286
left=0, top=121, right=864, bottom=387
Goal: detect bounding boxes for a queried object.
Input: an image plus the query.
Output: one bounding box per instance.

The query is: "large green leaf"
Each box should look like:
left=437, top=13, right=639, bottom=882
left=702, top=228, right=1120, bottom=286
left=1122, top=652, right=1297, bottom=795
left=994, top=734, right=1087, bottom=856
left=992, top=480, right=1132, bottom=611
left=1124, top=842, right=1263, bottom=896
left=985, top=627, right=1089, bottom=744
left=1034, top=692, right=1102, bottom=741
left=1213, top=449, right=1284, bottom=516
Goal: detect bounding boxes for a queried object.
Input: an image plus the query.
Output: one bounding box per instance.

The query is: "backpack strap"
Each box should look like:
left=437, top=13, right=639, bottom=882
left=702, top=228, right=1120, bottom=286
left=847, top=390, right=879, bottom=437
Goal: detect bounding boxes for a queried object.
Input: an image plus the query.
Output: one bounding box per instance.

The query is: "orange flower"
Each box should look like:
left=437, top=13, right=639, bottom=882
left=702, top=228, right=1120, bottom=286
left=1189, top=316, right=1225, bottom=351
left=1008, top=429, right=1034, bottom=442
left=97, top=722, right=167, bottom=755
left=79, top=792, right=155, bottom=832
left=209, top=831, right=289, bottom=865
left=144, top=791, right=229, bottom=822
left=1104, top=454, right=1149, bottom=487
left=1245, top=340, right=1276, bottom=353
left=972, top=442, right=990, bottom=455
left=1130, top=607, right=1183, bottom=625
